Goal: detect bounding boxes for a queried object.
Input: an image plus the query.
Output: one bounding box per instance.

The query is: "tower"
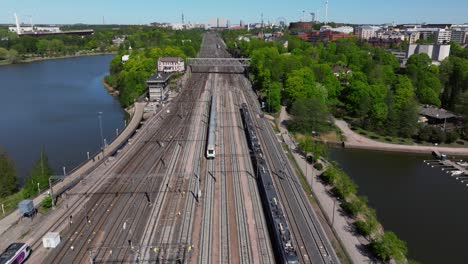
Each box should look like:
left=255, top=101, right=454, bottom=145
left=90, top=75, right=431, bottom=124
left=182, top=12, right=185, bottom=25
left=325, top=0, right=329, bottom=25
left=14, top=13, right=21, bottom=34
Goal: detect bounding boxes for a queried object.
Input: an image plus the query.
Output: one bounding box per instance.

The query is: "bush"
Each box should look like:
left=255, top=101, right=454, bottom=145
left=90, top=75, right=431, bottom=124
left=340, top=196, right=367, bottom=217
left=41, top=195, right=53, bottom=209
left=445, top=131, right=459, bottom=144
left=369, top=231, right=408, bottom=263
left=354, top=220, right=373, bottom=237
left=313, top=162, right=323, bottom=171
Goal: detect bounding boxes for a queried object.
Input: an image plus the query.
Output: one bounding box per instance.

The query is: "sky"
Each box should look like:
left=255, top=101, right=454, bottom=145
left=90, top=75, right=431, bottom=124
left=0, top=0, right=467, bottom=25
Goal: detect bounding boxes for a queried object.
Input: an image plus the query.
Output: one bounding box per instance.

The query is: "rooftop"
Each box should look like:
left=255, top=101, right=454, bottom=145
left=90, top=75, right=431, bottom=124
left=159, top=57, right=184, bottom=63
left=147, top=72, right=173, bottom=82
left=419, top=105, right=457, bottom=119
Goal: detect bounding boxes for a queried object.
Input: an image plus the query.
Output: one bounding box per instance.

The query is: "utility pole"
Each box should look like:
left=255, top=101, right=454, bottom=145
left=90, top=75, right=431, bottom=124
left=98, top=112, right=104, bottom=149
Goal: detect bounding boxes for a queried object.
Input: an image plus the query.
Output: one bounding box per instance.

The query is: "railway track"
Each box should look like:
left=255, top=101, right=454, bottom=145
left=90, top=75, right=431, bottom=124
left=237, top=73, right=340, bottom=264
left=41, top=65, right=207, bottom=263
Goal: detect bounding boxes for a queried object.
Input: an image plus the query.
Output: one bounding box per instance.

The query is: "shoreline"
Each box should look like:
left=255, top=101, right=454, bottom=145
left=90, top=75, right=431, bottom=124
left=0, top=52, right=117, bottom=67
left=334, top=119, right=468, bottom=157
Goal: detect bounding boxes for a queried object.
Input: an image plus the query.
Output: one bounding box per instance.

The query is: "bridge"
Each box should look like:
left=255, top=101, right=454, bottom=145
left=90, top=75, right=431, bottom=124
left=187, top=58, right=250, bottom=73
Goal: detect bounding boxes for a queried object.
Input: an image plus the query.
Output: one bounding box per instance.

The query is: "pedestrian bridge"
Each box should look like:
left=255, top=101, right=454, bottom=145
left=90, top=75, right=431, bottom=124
left=187, top=58, right=250, bottom=73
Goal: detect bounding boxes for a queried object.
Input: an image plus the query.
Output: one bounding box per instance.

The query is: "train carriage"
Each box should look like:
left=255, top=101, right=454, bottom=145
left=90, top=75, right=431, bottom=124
left=206, top=95, right=217, bottom=159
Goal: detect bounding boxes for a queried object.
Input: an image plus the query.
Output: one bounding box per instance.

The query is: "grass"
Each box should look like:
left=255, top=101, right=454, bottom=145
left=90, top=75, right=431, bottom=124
left=0, top=191, right=25, bottom=220
left=353, top=127, right=414, bottom=145
left=353, top=126, right=468, bottom=148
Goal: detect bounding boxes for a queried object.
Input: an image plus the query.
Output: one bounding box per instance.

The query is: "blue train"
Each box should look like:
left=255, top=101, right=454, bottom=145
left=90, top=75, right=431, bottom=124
left=240, top=103, right=299, bottom=264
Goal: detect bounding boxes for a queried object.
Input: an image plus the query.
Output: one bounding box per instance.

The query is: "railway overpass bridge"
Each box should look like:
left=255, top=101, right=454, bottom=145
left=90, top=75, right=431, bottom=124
left=187, top=57, right=250, bottom=74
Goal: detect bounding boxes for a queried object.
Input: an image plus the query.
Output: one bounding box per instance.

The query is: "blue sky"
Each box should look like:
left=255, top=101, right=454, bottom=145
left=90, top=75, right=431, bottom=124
left=0, top=0, right=467, bottom=25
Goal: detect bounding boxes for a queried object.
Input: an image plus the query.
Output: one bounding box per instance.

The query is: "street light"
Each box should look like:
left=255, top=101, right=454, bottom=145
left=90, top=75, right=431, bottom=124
left=98, top=112, right=104, bottom=149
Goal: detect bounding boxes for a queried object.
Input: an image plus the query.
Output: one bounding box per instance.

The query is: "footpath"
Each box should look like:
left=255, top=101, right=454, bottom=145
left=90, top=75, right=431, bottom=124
left=336, top=119, right=468, bottom=156
left=0, top=102, right=145, bottom=237
left=278, top=107, right=375, bottom=264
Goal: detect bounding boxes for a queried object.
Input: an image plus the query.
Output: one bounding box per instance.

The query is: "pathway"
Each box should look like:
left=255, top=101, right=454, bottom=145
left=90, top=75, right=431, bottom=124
left=278, top=107, right=376, bottom=264
left=335, top=119, right=468, bottom=156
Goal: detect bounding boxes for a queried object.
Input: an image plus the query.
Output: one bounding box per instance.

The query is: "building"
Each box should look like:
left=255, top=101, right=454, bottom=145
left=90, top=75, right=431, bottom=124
left=289, top=22, right=315, bottom=32
left=451, top=29, right=468, bottom=44
left=121, top=55, right=130, bottom=63
left=407, top=44, right=451, bottom=65
left=157, top=57, right=185, bottom=73
left=333, top=26, right=354, bottom=34
left=435, top=28, right=452, bottom=44
left=309, top=30, right=353, bottom=43
left=404, top=31, right=420, bottom=44
left=147, top=72, right=173, bottom=102
left=419, top=105, right=461, bottom=131
left=112, top=37, right=125, bottom=46
left=367, top=38, right=403, bottom=48
left=355, top=26, right=381, bottom=40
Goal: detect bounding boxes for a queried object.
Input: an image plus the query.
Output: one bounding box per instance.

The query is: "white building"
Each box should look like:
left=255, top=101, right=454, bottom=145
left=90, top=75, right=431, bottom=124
left=355, top=26, right=381, bottom=40
left=333, top=26, right=354, bottom=34
left=407, top=44, right=451, bottom=65
left=158, top=57, right=185, bottom=73
left=121, top=55, right=130, bottom=63
left=435, top=28, right=452, bottom=44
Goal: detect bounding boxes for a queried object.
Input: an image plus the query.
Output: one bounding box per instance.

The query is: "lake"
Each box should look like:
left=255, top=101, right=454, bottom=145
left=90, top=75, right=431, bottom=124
left=0, top=55, right=125, bottom=185
left=330, top=148, right=468, bottom=264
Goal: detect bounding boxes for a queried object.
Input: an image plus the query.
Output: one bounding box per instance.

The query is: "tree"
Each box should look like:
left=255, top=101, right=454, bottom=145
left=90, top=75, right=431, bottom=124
left=0, top=150, right=17, bottom=198
left=440, top=57, right=468, bottom=110
left=265, top=82, right=281, bottom=113
left=289, top=97, right=330, bottom=134
left=22, top=150, right=54, bottom=198
left=369, top=231, right=408, bottom=263
left=284, top=67, right=328, bottom=106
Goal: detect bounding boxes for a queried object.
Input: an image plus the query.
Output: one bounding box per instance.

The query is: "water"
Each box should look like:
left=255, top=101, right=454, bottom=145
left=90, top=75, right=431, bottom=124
left=0, top=55, right=125, bottom=185
left=330, top=148, right=468, bottom=264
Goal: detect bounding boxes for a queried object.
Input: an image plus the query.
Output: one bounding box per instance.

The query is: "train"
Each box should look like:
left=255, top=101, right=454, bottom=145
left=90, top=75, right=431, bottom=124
left=206, top=95, right=216, bottom=159
left=240, top=103, right=299, bottom=264
left=0, top=243, right=31, bottom=264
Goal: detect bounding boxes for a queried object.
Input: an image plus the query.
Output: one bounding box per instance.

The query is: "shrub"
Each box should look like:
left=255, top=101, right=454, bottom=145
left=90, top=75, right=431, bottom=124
left=369, top=231, right=408, bottom=263
left=41, top=195, right=53, bottom=209
left=341, top=196, right=367, bottom=217
left=313, top=162, right=323, bottom=171
left=354, top=220, right=373, bottom=237
left=445, top=131, right=459, bottom=144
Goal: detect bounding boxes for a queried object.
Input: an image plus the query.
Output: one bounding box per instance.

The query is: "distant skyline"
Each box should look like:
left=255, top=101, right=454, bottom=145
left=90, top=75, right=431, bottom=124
left=0, top=0, right=467, bottom=25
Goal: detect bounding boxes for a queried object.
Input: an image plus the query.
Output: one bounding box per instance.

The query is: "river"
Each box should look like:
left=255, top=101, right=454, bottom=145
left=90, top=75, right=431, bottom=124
left=0, top=55, right=125, bottom=185
left=330, top=148, right=468, bottom=264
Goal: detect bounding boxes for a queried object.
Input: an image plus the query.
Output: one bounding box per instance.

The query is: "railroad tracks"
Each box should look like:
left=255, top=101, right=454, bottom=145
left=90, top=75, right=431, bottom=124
left=237, top=73, right=340, bottom=264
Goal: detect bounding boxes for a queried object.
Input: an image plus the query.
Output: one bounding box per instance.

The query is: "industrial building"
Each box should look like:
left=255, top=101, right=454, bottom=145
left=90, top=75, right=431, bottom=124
left=147, top=72, right=173, bottom=102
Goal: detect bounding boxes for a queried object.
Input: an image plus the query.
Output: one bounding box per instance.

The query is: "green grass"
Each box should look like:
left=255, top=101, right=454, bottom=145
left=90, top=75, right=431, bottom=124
left=0, top=191, right=25, bottom=220
left=353, top=127, right=414, bottom=145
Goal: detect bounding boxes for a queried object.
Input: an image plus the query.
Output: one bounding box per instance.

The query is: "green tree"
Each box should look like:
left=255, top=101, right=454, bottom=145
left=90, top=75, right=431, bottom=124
left=0, top=150, right=17, bottom=198
left=265, top=82, right=281, bottom=113
left=369, top=231, right=408, bottom=263
left=440, top=57, right=468, bottom=110
left=22, top=150, right=54, bottom=198
left=289, top=97, right=330, bottom=134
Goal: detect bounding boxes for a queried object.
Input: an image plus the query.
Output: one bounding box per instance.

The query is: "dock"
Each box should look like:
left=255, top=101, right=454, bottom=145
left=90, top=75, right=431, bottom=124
left=426, top=151, right=468, bottom=183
